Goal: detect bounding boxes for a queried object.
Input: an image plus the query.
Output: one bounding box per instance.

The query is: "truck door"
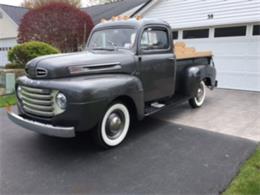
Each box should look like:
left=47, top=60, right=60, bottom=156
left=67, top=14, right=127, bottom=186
left=138, top=26, right=176, bottom=102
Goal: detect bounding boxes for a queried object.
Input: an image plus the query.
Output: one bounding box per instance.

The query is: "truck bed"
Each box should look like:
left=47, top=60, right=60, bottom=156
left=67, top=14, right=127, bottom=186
left=174, top=42, right=212, bottom=60
left=174, top=42, right=213, bottom=95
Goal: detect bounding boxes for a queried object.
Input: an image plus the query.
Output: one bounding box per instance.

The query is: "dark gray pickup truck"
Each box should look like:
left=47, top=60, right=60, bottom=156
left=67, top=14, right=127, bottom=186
left=8, top=18, right=217, bottom=148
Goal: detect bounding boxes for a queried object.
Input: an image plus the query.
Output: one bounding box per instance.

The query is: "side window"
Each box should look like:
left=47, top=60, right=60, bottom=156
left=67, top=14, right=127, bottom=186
left=141, top=28, right=169, bottom=50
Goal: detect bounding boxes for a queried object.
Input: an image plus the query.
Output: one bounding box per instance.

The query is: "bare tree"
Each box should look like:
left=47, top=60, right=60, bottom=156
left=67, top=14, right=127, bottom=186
left=21, top=0, right=81, bottom=8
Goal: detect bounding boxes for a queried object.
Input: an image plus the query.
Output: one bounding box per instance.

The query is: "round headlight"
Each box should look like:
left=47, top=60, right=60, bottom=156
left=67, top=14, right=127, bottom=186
left=17, top=86, right=22, bottom=99
left=56, top=93, right=67, bottom=110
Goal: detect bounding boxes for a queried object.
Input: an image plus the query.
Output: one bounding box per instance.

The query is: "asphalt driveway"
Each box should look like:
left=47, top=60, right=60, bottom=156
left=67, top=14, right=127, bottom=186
left=0, top=109, right=257, bottom=194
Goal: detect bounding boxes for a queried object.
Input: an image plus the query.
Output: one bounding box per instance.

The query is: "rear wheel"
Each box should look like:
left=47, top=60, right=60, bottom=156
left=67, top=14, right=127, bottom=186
left=189, top=81, right=206, bottom=108
left=93, top=102, right=130, bottom=148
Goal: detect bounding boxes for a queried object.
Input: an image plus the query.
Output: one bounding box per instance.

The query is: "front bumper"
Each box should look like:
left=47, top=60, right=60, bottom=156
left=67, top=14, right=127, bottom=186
left=7, top=111, right=75, bottom=138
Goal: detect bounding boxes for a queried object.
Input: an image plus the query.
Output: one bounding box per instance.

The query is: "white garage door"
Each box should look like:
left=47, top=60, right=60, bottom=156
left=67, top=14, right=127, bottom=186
left=0, top=38, right=17, bottom=68
left=176, top=24, right=260, bottom=92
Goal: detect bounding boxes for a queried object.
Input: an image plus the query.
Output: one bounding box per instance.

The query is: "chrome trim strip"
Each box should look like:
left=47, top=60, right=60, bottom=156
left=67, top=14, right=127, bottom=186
left=23, top=101, right=53, bottom=112
left=7, top=111, right=75, bottom=138
left=36, top=67, right=48, bottom=78
left=21, top=90, right=52, bottom=100
left=22, top=86, right=50, bottom=94
left=21, top=95, right=52, bottom=106
left=23, top=106, right=54, bottom=117
left=85, top=62, right=121, bottom=68
left=69, top=62, right=121, bottom=74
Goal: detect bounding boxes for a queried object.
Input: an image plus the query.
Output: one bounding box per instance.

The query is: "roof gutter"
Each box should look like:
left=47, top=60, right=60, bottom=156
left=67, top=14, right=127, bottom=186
left=130, top=0, right=153, bottom=17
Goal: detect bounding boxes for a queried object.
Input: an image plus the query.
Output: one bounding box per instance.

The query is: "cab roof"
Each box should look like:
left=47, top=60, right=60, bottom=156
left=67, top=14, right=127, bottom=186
left=94, top=18, right=171, bottom=30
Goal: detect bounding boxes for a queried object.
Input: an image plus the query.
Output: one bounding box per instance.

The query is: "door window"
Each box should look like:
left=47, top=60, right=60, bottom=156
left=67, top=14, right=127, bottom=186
left=141, top=28, right=169, bottom=50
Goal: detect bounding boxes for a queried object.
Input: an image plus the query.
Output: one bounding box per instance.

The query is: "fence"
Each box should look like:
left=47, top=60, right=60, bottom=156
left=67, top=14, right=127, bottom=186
left=0, top=69, right=25, bottom=96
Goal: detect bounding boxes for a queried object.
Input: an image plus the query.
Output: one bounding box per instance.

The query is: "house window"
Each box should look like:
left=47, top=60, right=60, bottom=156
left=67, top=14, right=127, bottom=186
left=0, top=47, right=12, bottom=51
left=183, top=29, right=209, bottom=39
left=214, top=26, right=246, bottom=37
left=253, top=25, right=260, bottom=36
left=172, top=31, right=178, bottom=40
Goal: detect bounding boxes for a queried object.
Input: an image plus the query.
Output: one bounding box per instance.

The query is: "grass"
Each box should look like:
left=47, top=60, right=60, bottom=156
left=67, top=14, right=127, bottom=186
left=223, top=146, right=260, bottom=195
left=0, top=94, right=17, bottom=108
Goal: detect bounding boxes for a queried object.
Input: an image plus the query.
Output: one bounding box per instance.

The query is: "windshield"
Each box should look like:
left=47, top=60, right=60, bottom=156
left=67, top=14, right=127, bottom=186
left=88, top=28, right=137, bottom=50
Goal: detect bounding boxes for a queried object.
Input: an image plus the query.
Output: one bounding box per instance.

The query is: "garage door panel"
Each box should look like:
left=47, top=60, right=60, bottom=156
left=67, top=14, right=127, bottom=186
left=183, top=36, right=260, bottom=92
left=0, top=38, right=16, bottom=67
left=215, top=57, right=260, bottom=72
left=218, top=71, right=260, bottom=92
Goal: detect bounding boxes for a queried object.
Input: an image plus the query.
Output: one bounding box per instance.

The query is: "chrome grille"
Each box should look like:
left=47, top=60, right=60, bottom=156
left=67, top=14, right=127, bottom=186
left=19, top=86, right=55, bottom=118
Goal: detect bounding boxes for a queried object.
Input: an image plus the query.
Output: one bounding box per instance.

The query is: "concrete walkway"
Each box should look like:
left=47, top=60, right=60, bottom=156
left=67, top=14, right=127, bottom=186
left=154, top=89, right=260, bottom=142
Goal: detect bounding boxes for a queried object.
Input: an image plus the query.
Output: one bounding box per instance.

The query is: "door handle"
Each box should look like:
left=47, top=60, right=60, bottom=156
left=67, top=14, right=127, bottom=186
left=168, top=57, right=175, bottom=61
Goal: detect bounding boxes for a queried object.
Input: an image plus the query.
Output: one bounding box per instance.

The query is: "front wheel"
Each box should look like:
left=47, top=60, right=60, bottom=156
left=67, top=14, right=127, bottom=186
left=189, top=81, right=206, bottom=108
left=93, top=102, right=130, bottom=148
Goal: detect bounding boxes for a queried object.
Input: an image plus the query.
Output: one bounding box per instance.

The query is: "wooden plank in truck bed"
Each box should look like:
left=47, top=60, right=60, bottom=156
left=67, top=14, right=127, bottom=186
left=174, top=42, right=212, bottom=60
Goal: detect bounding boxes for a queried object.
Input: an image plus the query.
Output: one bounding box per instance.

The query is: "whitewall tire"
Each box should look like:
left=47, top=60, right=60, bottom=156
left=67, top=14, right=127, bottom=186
left=189, top=81, right=206, bottom=108
left=94, top=102, right=130, bottom=148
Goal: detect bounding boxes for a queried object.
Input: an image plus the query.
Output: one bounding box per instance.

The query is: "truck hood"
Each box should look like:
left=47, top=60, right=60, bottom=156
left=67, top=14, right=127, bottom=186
left=25, top=50, right=136, bottom=79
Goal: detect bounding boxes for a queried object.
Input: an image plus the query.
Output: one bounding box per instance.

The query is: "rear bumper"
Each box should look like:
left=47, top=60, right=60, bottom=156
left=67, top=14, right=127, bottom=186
left=7, top=111, right=75, bottom=138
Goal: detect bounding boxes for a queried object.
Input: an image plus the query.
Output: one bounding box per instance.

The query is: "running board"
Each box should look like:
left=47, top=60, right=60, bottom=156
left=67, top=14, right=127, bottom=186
left=144, top=95, right=189, bottom=116
left=144, top=102, right=165, bottom=116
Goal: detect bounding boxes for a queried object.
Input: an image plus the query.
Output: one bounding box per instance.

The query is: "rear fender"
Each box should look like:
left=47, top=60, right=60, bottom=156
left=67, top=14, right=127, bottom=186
left=183, top=65, right=216, bottom=97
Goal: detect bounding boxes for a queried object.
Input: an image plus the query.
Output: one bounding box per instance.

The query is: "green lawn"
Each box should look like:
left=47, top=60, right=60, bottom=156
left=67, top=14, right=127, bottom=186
left=0, top=94, right=17, bottom=108
left=223, top=146, right=260, bottom=195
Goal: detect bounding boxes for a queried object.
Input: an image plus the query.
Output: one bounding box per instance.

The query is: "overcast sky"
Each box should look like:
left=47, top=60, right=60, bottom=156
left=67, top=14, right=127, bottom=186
left=0, top=0, right=90, bottom=7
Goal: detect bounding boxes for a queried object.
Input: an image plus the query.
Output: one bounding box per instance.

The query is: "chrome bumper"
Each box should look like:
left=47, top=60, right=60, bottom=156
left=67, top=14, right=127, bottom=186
left=7, top=111, right=75, bottom=138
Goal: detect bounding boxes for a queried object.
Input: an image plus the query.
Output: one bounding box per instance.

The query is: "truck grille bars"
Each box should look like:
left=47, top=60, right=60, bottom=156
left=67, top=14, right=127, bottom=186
left=19, top=86, right=55, bottom=118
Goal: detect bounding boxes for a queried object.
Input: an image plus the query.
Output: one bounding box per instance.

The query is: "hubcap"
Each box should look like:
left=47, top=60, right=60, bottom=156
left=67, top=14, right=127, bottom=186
left=196, top=83, right=205, bottom=103
left=106, top=111, right=125, bottom=139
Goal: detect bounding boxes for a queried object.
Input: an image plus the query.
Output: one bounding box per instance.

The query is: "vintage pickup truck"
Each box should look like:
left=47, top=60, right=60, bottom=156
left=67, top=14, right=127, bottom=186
left=8, top=18, right=217, bottom=148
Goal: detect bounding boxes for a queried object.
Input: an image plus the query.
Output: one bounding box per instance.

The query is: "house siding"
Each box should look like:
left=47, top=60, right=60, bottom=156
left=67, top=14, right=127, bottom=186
left=143, top=0, right=260, bottom=29
left=0, top=7, right=18, bottom=39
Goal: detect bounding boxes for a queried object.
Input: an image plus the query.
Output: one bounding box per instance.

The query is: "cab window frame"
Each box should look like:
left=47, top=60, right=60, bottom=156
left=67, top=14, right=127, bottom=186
left=139, top=25, right=171, bottom=54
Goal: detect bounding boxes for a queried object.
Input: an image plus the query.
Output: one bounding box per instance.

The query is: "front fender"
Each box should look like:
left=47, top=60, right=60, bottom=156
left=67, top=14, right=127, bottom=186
left=67, top=74, right=145, bottom=120
left=17, top=74, right=144, bottom=130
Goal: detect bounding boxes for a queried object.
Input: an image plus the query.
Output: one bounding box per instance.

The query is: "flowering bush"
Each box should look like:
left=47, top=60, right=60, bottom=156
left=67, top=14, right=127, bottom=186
left=18, top=2, right=94, bottom=52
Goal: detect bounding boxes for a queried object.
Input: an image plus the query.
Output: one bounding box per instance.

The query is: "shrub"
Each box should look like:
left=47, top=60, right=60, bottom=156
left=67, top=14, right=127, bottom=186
left=8, top=41, right=60, bottom=68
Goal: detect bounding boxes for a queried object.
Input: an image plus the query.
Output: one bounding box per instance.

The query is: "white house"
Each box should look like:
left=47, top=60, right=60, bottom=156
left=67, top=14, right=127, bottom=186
left=0, top=4, right=27, bottom=67
left=135, top=0, right=260, bottom=92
